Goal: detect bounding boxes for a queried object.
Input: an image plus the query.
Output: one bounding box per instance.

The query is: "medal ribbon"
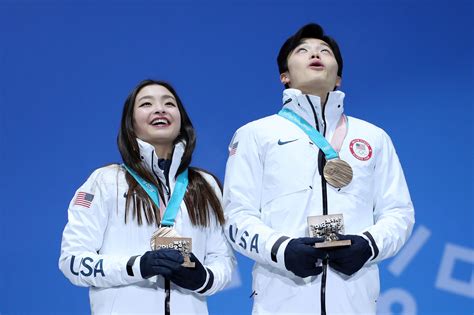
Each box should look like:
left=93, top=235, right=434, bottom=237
left=330, top=114, right=348, bottom=153
left=122, top=164, right=189, bottom=227
left=278, top=108, right=347, bottom=159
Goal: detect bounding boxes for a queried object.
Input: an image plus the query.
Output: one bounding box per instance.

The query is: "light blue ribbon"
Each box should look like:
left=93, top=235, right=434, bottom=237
left=278, top=108, right=339, bottom=160
left=122, top=164, right=189, bottom=227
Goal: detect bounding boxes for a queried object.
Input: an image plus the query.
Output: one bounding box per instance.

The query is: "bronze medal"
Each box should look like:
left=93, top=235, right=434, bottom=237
left=150, top=226, right=180, bottom=249
left=150, top=226, right=195, bottom=268
left=323, top=158, right=353, bottom=188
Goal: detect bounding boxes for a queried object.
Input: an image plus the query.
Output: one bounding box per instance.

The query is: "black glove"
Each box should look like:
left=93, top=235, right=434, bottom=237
left=160, top=252, right=208, bottom=291
left=284, top=237, right=327, bottom=278
left=327, top=234, right=372, bottom=276
left=140, top=249, right=208, bottom=290
left=140, top=249, right=184, bottom=279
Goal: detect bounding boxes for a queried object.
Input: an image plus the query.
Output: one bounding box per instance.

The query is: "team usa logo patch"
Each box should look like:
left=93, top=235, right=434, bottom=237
left=349, top=139, right=373, bottom=161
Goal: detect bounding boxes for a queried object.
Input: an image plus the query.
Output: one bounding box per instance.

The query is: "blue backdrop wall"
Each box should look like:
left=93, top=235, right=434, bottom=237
left=0, top=0, right=472, bottom=314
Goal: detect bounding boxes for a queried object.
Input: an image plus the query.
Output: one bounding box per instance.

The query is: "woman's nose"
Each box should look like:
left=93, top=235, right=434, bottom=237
left=154, top=103, right=166, bottom=113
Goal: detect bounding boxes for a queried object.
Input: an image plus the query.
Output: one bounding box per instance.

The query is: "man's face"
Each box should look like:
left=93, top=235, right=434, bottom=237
left=281, top=38, right=341, bottom=94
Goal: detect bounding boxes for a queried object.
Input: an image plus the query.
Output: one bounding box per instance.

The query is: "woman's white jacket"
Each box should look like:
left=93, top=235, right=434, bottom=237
left=59, top=140, right=235, bottom=314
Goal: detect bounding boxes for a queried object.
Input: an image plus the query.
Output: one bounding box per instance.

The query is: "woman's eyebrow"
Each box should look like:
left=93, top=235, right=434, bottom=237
left=136, top=95, right=154, bottom=102
left=160, top=95, right=176, bottom=102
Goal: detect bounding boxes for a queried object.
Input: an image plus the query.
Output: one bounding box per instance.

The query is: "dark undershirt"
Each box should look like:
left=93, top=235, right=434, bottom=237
left=158, top=158, right=172, bottom=184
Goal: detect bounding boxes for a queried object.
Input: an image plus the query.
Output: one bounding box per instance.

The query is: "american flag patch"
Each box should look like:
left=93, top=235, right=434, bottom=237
left=74, top=192, right=95, bottom=208
left=229, top=141, right=239, bottom=156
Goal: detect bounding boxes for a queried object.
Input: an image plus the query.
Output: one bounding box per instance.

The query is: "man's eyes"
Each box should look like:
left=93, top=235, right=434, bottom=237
left=295, top=47, right=332, bottom=55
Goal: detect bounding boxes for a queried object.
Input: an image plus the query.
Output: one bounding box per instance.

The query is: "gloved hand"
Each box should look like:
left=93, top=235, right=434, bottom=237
left=140, top=249, right=184, bottom=279
left=327, top=234, right=372, bottom=276
left=140, top=249, right=208, bottom=290
left=284, top=237, right=327, bottom=278
left=161, top=252, right=208, bottom=291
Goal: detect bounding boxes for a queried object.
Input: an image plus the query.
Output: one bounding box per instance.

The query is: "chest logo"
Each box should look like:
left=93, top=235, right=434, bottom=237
left=349, top=139, right=373, bottom=161
left=278, top=138, right=298, bottom=145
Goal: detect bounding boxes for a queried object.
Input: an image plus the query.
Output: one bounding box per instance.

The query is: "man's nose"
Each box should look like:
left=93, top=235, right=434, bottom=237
left=310, top=51, right=320, bottom=59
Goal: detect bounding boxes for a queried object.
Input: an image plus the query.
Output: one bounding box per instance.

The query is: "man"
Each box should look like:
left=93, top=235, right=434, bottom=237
left=223, top=23, right=414, bottom=315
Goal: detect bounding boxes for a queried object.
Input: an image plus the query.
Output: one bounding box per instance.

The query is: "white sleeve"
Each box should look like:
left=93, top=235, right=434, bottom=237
left=198, top=220, right=236, bottom=296
left=223, top=126, right=290, bottom=271
left=194, top=172, right=236, bottom=296
left=363, top=130, right=415, bottom=263
left=58, top=168, right=144, bottom=287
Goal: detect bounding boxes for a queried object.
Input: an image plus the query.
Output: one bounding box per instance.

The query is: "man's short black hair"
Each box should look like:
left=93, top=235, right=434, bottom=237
left=277, top=23, right=343, bottom=77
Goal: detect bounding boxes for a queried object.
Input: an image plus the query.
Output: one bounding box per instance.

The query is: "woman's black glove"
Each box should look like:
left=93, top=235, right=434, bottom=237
left=140, top=249, right=184, bottom=279
left=164, top=252, right=208, bottom=291
left=140, top=249, right=207, bottom=291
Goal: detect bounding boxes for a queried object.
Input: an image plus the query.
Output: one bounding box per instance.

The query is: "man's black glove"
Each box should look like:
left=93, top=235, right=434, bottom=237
left=327, top=234, right=372, bottom=276
left=284, top=237, right=327, bottom=278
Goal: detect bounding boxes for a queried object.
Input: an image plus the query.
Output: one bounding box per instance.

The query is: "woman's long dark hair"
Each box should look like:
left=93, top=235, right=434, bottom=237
left=117, top=79, right=224, bottom=227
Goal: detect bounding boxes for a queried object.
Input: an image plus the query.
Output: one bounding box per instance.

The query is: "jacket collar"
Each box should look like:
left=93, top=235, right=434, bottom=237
left=136, top=138, right=185, bottom=189
left=281, top=88, right=345, bottom=137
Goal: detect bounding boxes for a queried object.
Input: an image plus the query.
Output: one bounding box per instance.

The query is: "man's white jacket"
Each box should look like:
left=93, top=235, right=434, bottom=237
left=223, top=89, right=415, bottom=314
left=59, top=140, right=235, bottom=314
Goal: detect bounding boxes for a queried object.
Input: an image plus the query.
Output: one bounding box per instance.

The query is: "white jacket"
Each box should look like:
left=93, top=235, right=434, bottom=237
left=59, top=140, right=235, bottom=315
left=223, top=89, right=414, bottom=314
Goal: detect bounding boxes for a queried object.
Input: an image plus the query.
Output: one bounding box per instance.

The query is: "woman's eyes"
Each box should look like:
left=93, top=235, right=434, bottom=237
left=138, top=101, right=176, bottom=107
left=296, top=47, right=308, bottom=53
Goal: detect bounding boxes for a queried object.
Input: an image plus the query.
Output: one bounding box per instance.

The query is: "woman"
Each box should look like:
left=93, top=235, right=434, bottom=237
left=59, top=79, right=235, bottom=314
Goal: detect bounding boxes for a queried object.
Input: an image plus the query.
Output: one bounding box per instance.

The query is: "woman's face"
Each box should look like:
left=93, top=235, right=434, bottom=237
left=133, top=84, right=182, bottom=150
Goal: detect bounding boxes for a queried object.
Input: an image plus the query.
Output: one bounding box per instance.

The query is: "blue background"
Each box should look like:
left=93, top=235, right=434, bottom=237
left=0, top=0, right=472, bottom=314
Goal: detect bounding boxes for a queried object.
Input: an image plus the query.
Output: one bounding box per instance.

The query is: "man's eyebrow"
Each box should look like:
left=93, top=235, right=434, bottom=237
left=298, top=40, right=332, bottom=50
left=320, top=43, right=333, bottom=51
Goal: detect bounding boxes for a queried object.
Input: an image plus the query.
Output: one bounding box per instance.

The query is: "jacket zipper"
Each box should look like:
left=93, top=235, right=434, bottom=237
left=151, top=151, right=171, bottom=204
left=152, top=152, right=172, bottom=315
left=306, top=95, right=329, bottom=315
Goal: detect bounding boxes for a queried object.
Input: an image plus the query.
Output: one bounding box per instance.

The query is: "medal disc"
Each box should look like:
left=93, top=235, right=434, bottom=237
left=150, top=226, right=181, bottom=249
left=323, top=159, right=353, bottom=188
